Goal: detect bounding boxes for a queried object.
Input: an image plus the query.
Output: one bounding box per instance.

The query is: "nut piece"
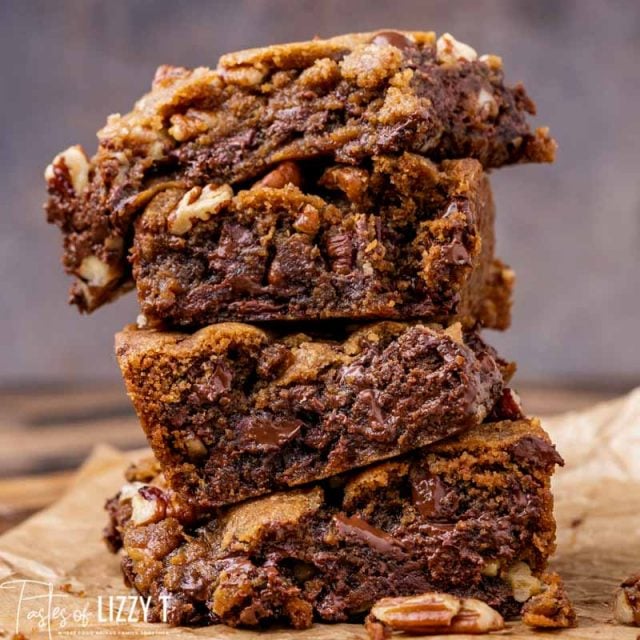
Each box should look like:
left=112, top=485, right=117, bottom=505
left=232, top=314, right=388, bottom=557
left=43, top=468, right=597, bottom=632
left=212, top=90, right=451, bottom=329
left=481, top=560, right=501, bottom=577
left=118, top=481, right=147, bottom=502
left=44, top=145, right=90, bottom=195
left=479, top=53, right=503, bottom=70
left=130, top=487, right=166, bottom=526
left=367, top=593, right=504, bottom=636
left=257, top=161, right=302, bottom=189
left=443, top=322, right=464, bottom=345
left=505, top=561, right=543, bottom=603
left=447, top=598, right=505, bottom=634
left=168, top=183, right=233, bottom=235
left=614, top=573, right=640, bottom=626
left=436, top=33, right=478, bottom=64
left=522, top=573, right=576, bottom=629
left=77, top=255, right=119, bottom=288
left=319, top=165, right=369, bottom=202
left=370, top=592, right=461, bottom=631
left=477, top=88, right=499, bottom=118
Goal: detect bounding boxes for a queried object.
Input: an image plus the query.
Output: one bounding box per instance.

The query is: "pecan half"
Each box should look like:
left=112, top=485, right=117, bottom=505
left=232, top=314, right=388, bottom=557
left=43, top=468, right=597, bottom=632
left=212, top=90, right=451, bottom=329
left=366, top=592, right=504, bottom=636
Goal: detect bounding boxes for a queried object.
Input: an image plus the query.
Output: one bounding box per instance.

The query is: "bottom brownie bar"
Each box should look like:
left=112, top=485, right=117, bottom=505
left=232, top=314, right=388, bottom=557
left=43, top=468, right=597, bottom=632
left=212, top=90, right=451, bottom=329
left=105, top=417, right=562, bottom=629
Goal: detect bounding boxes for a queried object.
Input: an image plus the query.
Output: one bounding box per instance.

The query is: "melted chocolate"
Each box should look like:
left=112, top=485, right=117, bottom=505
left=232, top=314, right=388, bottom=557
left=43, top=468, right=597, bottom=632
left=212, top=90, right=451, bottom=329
left=359, top=389, right=385, bottom=425
left=489, top=388, right=525, bottom=421
left=193, top=362, right=233, bottom=402
left=333, top=514, right=404, bottom=555
left=410, top=468, right=448, bottom=519
left=510, top=436, right=564, bottom=467
left=239, top=416, right=303, bottom=450
left=371, top=30, right=414, bottom=51
left=441, top=242, right=471, bottom=266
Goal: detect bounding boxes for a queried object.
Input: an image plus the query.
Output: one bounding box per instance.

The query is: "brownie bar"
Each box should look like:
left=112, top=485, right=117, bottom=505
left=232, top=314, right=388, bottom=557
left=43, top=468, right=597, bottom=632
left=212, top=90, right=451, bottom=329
left=44, top=29, right=552, bottom=313
left=132, top=155, right=513, bottom=327
left=115, top=321, right=509, bottom=508
left=104, top=418, right=563, bottom=628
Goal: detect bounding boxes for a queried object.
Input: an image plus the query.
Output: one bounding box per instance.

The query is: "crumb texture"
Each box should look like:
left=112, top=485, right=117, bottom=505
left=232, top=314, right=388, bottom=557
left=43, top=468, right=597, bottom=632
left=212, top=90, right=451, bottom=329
left=104, top=418, right=561, bottom=628
left=116, top=321, right=509, bottom=507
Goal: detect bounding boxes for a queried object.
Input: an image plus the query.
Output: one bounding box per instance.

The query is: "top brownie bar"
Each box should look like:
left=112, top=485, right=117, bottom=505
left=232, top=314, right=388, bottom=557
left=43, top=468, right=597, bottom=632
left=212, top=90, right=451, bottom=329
left=45, top=30, right=553, bottom=315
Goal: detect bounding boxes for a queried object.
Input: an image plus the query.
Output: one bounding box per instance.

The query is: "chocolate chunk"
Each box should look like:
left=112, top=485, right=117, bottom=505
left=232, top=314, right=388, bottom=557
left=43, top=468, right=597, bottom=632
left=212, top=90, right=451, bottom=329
left=371, top=30, right=414, bottom=51
left=510, top=436, right=564, bottom=467
left=359, top=389, right=385, bottom=425
left=441, top=241, right=471, bottom=266
left=489, top=388, right=524, bottom=421
left=193, top=362, right=232, bottom=402
left=333, top=514, right=404, bottom=555
left=410, top=468, right=448, bottom=520
left=238, top=416, right=303, bottom=450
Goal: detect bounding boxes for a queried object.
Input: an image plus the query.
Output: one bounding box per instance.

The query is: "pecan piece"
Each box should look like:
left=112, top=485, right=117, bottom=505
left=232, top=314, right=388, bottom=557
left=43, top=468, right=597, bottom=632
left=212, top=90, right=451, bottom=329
left=257, top=161, right=302, bottom=189
left=522, top=573, right=576, bottom=629
left=325, top=230, right=353, bottom=273
left=614, top=573, right=640, bottom=626
left=366, top=592, right=504, bottom=636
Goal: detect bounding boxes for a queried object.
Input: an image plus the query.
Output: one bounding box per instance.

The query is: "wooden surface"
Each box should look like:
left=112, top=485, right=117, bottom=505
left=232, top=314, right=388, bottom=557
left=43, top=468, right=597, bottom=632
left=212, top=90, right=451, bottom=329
left=0, top=384, right=627, bottom=535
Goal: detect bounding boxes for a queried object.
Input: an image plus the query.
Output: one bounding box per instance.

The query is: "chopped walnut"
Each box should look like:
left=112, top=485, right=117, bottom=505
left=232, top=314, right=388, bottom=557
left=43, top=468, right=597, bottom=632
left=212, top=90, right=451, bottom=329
left=479, top=53, right=503, bottom=70
left=44, top=145, right=90, bottom=195
left=167, top=184, right=233, bottom=235
left=477, top=88, right=499, bottom=118
left=220, top=64, right=266, bottom=87
left=436, top=33, right=478, bottom=64
left=505, top=561, right=543, bottom=603
left=77, top=255, right=119, bottom=288
left=130, top=486, right=166, bottom=526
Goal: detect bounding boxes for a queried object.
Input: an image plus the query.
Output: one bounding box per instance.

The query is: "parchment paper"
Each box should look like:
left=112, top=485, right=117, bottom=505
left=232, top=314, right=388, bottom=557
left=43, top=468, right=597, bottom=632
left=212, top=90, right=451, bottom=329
left=1, top=389, right=640, bottom=639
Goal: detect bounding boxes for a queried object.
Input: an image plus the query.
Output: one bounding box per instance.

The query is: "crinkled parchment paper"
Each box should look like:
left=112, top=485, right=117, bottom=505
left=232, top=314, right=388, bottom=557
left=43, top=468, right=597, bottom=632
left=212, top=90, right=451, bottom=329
left=1, top=389, right=640, bottom=639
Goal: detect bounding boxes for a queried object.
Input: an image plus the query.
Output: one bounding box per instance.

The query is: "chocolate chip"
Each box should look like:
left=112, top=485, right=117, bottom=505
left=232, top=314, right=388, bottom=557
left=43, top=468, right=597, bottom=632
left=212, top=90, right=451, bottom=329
left=510, top=436, right=564, bottom=467
left=489, top=388, right=524, bottom=421
left=193, top=362, right=233, bottom=402
left=359, top=389, right=385, bottom=425
left=333, top=513, right=405, bottom=555
left=441, top=241, right=471, bottom=266
left=410, top=468, right=449, bottom=520
left=371, top=30, right=413, bottom=51
left=238, top=416, right=303, bottom=450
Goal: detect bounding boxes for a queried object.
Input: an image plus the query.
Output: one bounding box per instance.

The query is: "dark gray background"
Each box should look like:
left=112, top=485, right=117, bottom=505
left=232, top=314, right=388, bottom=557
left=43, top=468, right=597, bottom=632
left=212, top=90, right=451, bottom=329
left=1, top=0, right=638, bottom=387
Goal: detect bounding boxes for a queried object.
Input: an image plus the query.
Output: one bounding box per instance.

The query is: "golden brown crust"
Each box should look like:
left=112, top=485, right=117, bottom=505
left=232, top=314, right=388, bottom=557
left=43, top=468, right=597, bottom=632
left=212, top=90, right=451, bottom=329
left=218, top=31, right=436, bottom=70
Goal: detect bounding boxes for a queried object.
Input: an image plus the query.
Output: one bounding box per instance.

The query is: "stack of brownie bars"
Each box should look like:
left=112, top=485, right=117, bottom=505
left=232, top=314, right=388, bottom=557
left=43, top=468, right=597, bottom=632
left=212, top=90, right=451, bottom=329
left=44, top=31, right=573, bottom=632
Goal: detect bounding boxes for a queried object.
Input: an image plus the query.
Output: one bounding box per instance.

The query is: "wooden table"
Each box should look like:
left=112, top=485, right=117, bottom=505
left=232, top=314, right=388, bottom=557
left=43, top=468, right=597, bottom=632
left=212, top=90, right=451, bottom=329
left=0, top=384, right=627, bottom=534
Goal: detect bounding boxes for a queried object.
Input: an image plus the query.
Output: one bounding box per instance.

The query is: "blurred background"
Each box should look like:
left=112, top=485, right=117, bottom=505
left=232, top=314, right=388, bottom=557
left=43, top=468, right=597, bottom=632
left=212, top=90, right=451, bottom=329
left=0, top=0, right=638, bottom=483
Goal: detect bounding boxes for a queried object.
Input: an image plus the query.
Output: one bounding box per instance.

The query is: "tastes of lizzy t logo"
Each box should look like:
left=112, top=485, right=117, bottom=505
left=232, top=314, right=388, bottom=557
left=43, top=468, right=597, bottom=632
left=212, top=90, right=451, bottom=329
left=0, top=579, right=171, bottom=638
